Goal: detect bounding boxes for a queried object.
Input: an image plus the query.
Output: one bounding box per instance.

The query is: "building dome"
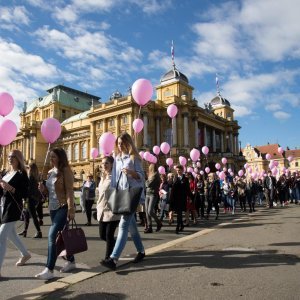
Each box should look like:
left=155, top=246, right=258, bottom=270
left=210, top=95, right=231, bottom=107
left=160, top=66, right=189, bottom=84
left=110, top=90, right=123, bottom=100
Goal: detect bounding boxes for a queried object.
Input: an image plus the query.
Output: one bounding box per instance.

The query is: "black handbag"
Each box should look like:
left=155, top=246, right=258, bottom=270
left=107, top=172, right=143, bottom=215
left=56, top=219, right=88, bottom=256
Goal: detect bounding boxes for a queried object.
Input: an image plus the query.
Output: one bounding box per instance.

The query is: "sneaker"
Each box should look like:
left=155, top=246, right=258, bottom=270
left=35, top=268, right=54, bottom=280
left=60, top=261, right=76, bottom=273
left=16, top=254, right=31, bottom=266
left=101, top=258, right=117, bottom=270
left=132, top=252, right=145, bottom=263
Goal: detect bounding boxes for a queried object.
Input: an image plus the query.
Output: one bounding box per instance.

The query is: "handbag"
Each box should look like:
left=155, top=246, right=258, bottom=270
left=107, top=172, right=143, bottom=215
left=56, top=219, right=88, bottom=257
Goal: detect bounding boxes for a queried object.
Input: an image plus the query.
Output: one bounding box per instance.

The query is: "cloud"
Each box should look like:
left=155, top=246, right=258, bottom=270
left=265, top=103, right=281, bottom=111
left=129, top=0, right=173, bottom=14
left=273, top=111, right=291, bottom=120
left=0, top=6, right=30, bottom=30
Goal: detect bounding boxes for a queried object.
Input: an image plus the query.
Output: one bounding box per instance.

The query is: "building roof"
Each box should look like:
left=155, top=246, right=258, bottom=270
left=285, top=149, right=300, bottom=158
left=160, top=66, right=189, bottom=84
left=210, top=94, right=231, bottom=107
left=25, top=85, right=100, bottom=113
left=254, top=143, right=284, bottom=159
left=61, top=110, right=90, bottom=125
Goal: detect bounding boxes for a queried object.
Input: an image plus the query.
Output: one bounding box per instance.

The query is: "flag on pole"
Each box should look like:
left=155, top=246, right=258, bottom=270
left=216, top=73, right=220, bottom=94
left=171, top=40, right=174, bottom=65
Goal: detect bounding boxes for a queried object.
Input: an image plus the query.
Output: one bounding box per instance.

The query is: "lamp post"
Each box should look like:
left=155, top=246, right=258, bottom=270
left=226, top=135, right=230, bottom=152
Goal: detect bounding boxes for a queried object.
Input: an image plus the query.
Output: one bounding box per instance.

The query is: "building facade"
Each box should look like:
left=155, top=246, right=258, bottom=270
left=243, top=143, right=300, bottom=174
left=1, top=66, right=245, bottom=185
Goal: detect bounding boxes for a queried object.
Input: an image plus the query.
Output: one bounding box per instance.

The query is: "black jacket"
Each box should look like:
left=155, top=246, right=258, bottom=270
left=0, top=170, right=29, bottom=223
left=169, top=174, right=191, bottom=211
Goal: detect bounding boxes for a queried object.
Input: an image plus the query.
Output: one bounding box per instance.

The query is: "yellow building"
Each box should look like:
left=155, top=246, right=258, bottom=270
left=1, top=65, right=245, bottom=184
left=242, top=143, right=300, bottom=174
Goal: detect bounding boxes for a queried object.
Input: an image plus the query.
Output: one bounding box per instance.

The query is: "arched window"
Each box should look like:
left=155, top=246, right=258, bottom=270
left=65, top=145, right=72, bottom=160
left=74, top=144, right=79, bottom=160
left=81, top=142, right=87, bottom=159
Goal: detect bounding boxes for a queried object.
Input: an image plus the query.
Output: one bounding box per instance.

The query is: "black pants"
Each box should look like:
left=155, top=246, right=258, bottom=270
left=36, top=200, right=44, bottom=221
left=196, top=193, right=205, bottom=217
left=85, top=200, right=94, bottom=223
left=28, top=199, right=41, bottom=232
left=239, top=195, right=246, bottom=211
left=175, top=209, right=184, bottom=231
left=206, top=200, right=219, bottom=216
left=99, top=220, right=120, bottom=259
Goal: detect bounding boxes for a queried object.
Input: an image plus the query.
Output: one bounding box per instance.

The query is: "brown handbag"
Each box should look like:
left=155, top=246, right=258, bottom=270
left=56, top=220, right=88, bottom=256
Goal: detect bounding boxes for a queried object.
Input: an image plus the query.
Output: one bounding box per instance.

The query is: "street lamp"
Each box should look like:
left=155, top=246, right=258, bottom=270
left=226, top=135, right=230, bottom=152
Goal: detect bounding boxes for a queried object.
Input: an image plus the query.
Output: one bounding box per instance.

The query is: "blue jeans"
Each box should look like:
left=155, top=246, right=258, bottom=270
left=47, top=206, right=74, bottom=270
left=110, top=213, right=144, bottom=260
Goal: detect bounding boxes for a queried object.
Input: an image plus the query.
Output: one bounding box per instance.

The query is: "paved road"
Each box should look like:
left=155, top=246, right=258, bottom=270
left=1, top=204, right=300, bottom=299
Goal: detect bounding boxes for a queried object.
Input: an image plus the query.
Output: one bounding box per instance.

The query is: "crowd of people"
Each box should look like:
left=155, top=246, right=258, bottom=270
left=1, top=133, right=300, bottom=279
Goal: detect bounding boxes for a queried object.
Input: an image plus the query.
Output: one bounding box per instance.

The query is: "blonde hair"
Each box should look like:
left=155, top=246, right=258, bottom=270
left=10, top=149, right=26, bottom=173
left=114, top=132, right=140, bottom=161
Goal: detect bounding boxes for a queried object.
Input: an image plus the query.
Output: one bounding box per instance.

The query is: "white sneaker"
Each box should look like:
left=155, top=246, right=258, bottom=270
left=60, top=261, right=76, bottom=273
left=35, top=268, right=54, bottom=280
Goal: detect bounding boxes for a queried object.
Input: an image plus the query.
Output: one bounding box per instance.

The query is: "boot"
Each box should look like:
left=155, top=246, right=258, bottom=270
left=144, top=226, right=153, bottom=233
left=138, top=212, right=145, bottom=226
left=18, top=230, right=27, bottom=237
left=34, top=231, right=42, bottom=238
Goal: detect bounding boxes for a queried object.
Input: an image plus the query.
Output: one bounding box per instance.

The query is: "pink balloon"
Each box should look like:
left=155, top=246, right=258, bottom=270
left=196, top=162, right=201, bottom=167
left=179, top=156, right=187, bottom=166
left=190, top=148, right=200, bottom=161
left=167, top=104, right=178, bottom=118
left=200, top=170, right=204, bottom=175
left=139, top=151, right=145, bottom=159
left=219, top=171, right=226, bottom=180
left=0, top=119, right=17, bottom=146
left=143, top=151, right=151, bottom=161
left=152, top=156, right=158, bottom=164
left=90, top=147, right=99, bottom=159
left=278, top=147, right=284, bottom=154
left=153, top=145, right=160, bottom=155
left=205, top=167, right=210, bottom=174
left=221, top=157, right=227, bottom=164
left=238, top=170, right=244, bottom=177
left=194, top=167, right=199, bottom=173
left=160, top=142, right=170, bottom=155
left=216, top=171, right=219, bottom=176
left=273, top=161, right=279, bottom=167
left=228, top=168, right=232, bottom=173
left=272, top=168, right=278, bottom=176
left=132, top=78, right=153, bottom=106
left=99, top=132, right=116, bottom=156
left=166, top=157, right=173, bottom=167
left=223, top=167, right=227, bottom=172
left=230, top=171, right=234, bottom=176
left=248, top=167, right=253, bottom=174
left=158, top=166, right=166, bottom=175
left=202, top=146, right=209, bottom=155
left=266, top=153, right=271, bottom=160
left=132, top=118, right=144, bottom=133
left=288, top=156, right=293, bottom=162
left=0, top=92, right=14, bottom=117
left=187, top=167, right=193, bottom=173
left=41, top=118, right=61, bottom=143
left=215, top=163, right=221, bottom=170
left=244, top=163, right=248, bottom=169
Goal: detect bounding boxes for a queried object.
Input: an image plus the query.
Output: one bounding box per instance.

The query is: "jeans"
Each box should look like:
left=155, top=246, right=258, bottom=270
left=145, top=194, right=160, bottom=227
left=0, top=221, right=30, bottom=269
left=47, top=206, right=74, bottom=270
left=110, top=213, right=144, bottom=260
left=99, top=220, right=120, bottom=259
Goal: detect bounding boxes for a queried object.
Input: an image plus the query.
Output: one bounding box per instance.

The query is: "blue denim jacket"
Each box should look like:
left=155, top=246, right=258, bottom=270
left=111, top=154, right=145, bottom=202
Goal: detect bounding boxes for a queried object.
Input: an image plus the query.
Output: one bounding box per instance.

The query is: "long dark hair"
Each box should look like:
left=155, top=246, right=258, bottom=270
left=29, top=162, right=39, bottom=182
left=51, top=147, right=70, bottom=175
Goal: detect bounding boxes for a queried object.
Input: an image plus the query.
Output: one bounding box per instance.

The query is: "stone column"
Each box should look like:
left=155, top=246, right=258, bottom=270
left=90, top=121, right=96, bottom=150
left=155, top=117, right=161, bottom=145
left=183, top=113, right=189, bottom=146
left=203, top=125, right=207, bottom=146
left=230, top=132, right=233, bottom=152
left=143, top=113, right=148, bottom=146
left=115, top=116, right=120, bottom=137
left=194, top=118, right=198, bottom=147
left=221, top=133, right=224, bottom=152
left=212, top=129, right=216, bottom=152
left=172, top=117, right=177, bottom=146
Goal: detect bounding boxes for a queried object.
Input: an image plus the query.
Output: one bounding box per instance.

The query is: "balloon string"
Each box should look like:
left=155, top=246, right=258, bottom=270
left=41, top=143, right=51, bottom=181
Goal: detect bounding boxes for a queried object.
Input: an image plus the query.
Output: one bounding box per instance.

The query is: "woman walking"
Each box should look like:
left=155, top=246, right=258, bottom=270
left=81, top=173, right=96, bottom=226
left=35, top=147, right=76, bottom=280
left=101, top=133, right=145, bottom=270
left=144, top=163, right=162, bottom=233
left=0, top=150, right=31, bottom=278
left=18, top=163, right=42, bottom=238
left=96, top=156, right=120, bottom=262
